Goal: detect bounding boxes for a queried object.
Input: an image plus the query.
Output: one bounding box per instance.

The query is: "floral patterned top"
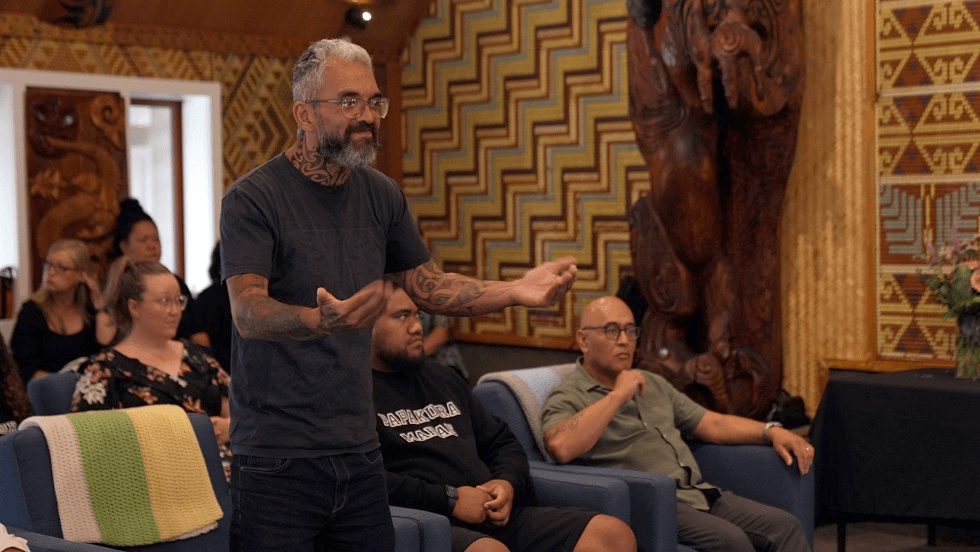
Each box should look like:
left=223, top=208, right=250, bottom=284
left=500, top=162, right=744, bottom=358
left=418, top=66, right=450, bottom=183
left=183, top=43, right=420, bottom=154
left=70, top=339, right=232, bottom=481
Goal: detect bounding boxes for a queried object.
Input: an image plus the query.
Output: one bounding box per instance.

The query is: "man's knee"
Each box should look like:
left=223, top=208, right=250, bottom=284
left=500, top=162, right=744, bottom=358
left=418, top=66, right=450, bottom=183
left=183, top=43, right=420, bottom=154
left=751, top=511, right=810, bottom=552
left=681, top=521, right=755, bottom=552
left=574, top=514, right=637, bottom=552
left=463, top=537, right=509, bottom=552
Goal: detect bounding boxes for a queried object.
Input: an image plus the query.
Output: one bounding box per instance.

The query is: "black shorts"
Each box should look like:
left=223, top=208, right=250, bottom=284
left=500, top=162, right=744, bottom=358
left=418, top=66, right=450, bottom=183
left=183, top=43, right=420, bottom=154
left=450, top=506, right=598, bottom=552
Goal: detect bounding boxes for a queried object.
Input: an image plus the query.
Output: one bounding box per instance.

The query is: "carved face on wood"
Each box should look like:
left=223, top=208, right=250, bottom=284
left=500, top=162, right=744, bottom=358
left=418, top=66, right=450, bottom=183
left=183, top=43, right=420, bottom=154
left=638, top=0, right=803, bottom=115
left=27, top=95, right=80, bottom=157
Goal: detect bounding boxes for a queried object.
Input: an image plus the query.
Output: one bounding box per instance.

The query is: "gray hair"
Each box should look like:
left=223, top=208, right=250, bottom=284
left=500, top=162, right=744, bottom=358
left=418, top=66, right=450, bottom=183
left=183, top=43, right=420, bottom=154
left=292, top=38, right=373, bottom=103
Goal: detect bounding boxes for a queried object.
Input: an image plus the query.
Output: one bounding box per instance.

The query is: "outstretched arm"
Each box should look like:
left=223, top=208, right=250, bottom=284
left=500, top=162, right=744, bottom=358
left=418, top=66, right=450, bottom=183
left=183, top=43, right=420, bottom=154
left=393, top=257, right=577, bottom=316
left=227, top=273, right=392, bottom=341
left=544, top=369, right=646, bottom=464
left=692, top=411, right=814, bottom=475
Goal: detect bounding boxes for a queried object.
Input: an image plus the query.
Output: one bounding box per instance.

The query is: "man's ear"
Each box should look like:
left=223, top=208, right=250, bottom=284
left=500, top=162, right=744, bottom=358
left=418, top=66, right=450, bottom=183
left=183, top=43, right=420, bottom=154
left=292, top=101, right=317, bottom=135
left=575, top=329, right=588, bottom=354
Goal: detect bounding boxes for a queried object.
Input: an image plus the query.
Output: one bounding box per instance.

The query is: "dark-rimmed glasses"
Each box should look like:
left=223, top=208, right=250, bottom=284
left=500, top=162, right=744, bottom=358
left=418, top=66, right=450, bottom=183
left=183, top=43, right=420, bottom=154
left=307, top=96, right=390, bottom=119
left=582, top=323, right=640, bottom=341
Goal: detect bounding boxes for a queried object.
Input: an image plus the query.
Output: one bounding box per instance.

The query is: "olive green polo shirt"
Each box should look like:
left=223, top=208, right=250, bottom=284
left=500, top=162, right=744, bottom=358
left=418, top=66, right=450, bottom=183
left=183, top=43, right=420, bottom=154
left=541, top=360, right=718, bottom=510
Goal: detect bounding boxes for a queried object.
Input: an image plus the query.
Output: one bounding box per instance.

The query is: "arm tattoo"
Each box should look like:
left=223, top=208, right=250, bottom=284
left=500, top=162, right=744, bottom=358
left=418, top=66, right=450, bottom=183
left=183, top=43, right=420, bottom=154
left=227, top=274, right=322, bottom=341
left=544, top=412, right=584, bottom=443
left=287, top=140, right=350, bottom=186
left=404, top=260, right=488, bottom=316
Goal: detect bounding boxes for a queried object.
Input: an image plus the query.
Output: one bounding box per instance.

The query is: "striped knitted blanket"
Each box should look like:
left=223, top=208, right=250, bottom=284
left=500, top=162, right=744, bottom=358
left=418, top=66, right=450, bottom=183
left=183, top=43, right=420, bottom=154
left=19, top=404, right=223, bottom=547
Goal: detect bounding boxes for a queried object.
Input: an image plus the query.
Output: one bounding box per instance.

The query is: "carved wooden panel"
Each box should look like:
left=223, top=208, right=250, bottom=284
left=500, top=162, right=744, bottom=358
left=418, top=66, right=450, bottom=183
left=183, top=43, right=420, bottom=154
left=25, top=86, right=127, bottom=288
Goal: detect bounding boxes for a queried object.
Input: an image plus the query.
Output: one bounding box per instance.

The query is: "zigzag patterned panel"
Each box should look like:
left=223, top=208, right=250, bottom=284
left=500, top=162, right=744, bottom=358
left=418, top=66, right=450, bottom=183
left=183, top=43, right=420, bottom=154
left=0, top=13, right=297, bottom=190
left=401, top=0, right=648, bottom=345
left=877, top=0, right=980, bottom=360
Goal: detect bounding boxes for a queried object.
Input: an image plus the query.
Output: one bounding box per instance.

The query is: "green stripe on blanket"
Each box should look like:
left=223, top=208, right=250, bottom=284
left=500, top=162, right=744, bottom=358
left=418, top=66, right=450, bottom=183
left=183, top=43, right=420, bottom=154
left=68, top=410, right=160, bottom=545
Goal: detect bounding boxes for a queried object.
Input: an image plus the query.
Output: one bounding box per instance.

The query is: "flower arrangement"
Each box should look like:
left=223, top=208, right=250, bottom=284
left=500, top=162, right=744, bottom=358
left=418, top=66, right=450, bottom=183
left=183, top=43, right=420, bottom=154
left=924, top=227, right=980, bottom=379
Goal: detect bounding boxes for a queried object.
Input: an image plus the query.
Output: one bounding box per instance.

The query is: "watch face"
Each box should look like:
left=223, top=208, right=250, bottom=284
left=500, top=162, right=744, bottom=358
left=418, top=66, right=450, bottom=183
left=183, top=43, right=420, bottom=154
left=446, top=485, right=458, bottom=499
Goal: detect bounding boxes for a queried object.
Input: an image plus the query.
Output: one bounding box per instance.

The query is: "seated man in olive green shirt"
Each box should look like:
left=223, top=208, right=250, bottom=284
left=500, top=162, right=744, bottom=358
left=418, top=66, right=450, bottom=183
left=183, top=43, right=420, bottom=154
left=540, top=296, right=814, bottom=552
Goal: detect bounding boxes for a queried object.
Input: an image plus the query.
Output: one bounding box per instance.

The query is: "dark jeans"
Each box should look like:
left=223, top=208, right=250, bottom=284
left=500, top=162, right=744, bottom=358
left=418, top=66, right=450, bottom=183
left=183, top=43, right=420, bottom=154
left=230, top=448, right=394, bottom=552
left=676, top=491, right=810, bottom=552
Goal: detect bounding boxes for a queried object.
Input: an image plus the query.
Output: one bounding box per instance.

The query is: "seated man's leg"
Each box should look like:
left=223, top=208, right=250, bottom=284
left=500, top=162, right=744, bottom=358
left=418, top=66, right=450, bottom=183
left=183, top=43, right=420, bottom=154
left=572, top=514, right=637, bottom=552
left=452, top=528, right=509, bottom=552
left=677, top=501, right=755, bottom=552
left=708, top=491, right=810, bottom=552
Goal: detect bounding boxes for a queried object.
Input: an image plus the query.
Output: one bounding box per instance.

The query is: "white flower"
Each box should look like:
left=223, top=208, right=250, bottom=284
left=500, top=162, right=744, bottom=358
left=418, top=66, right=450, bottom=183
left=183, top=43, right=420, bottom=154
left=77, top=372, right=107, bottom=405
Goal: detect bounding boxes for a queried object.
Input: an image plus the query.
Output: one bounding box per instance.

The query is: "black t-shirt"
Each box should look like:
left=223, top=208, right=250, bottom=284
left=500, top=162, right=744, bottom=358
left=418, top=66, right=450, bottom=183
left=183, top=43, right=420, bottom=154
left=220, top=154, right=430, bottom=456
left=373, top=361, right=531, bottom=515
left=10, top=300, right=101, bottom=380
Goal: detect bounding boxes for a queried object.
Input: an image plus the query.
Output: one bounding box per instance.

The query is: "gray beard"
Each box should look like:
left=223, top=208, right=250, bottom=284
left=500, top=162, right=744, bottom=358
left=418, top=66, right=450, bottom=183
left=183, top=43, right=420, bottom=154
left=316, top=123, right=379, bottom=170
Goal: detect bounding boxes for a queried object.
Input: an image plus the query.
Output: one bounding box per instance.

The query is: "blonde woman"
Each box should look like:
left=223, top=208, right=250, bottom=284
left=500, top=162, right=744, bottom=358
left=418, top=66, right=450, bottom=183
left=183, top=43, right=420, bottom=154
left=71, top=257, right=231, bottom=480
left=10, top=239, right=112, bottom=381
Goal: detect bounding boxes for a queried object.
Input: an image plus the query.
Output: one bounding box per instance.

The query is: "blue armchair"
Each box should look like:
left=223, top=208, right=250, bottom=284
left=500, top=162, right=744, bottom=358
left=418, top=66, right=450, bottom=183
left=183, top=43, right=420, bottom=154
left=21, top=370, right=452, bottom=552
left=0, top=411, right=232, bottom=552
left=473, top=365, right=814, bottom=552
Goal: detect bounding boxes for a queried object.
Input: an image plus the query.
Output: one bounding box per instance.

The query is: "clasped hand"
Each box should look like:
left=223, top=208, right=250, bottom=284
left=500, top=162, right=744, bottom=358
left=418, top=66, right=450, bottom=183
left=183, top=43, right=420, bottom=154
left=453, top=479, right=515, bottom=527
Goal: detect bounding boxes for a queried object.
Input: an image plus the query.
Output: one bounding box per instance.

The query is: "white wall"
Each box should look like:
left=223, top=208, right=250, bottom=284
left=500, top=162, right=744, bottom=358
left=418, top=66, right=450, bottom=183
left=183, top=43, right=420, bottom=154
left=0, top=68, right=222, bottom=326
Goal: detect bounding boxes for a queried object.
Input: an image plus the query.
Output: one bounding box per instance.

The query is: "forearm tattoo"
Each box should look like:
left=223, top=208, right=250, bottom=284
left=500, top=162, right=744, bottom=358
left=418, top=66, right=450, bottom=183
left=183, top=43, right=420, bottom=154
left=402, top=260, right=488, bottom=316
left=544, top=411, right=584, bottom=443
left=287, top=139, right=350, bottom=186
left=228, top=274, right=322, bottom=341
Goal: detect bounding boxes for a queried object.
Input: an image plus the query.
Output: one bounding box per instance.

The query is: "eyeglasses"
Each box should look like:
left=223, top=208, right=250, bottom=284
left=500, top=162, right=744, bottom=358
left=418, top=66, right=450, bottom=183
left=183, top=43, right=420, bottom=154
left=43, top=260, right=79, bottom=274
left=147, top=295, right=188, bottom=312
left=582, top=323, right=640, bottom=341
left=307, top=96, right=390, bottom=119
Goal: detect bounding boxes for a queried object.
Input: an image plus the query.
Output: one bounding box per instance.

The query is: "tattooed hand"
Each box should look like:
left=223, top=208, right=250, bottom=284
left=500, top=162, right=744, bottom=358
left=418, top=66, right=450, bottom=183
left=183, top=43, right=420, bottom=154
left=316, top=279, right=393, bottom=333
left=511, top=256, right=578, bottom=308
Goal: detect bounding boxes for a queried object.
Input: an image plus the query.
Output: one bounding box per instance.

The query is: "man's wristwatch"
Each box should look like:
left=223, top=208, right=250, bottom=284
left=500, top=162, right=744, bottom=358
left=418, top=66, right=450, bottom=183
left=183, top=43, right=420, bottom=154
left=444, top=485, right=458, bottom=513
left=763, top=421, right=783, bottom=444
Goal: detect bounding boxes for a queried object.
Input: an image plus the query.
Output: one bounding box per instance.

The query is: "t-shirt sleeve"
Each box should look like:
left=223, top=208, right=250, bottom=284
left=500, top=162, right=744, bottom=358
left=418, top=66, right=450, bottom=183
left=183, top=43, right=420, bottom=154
left=381, top=180, right=430, bottom=274
left=540, top=383, right=586, bottom=436
left=220, top=187, right=276, bottom=282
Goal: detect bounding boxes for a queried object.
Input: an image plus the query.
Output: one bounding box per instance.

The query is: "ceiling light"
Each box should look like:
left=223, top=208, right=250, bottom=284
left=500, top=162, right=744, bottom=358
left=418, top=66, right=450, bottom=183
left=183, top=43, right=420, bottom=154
left=345, top=6, right=371, bottom=30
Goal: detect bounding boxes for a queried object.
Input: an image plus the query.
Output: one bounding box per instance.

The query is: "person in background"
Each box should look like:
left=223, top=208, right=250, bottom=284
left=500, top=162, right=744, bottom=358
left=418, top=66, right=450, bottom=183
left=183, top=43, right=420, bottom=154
left=373, top=288, right=636, bottom=552
left=70, top=257, right=232, bottom=481
left=195, top=242, right=232, bottom=373
left=112, top=198, right=208, bottom=347
left=419, top=310, right=469, bottom=380
left=541, top=296, right=812, bottom=552
left=0, top=339, right=31, bottom=436
left=10, top=239, right=112, bottom=381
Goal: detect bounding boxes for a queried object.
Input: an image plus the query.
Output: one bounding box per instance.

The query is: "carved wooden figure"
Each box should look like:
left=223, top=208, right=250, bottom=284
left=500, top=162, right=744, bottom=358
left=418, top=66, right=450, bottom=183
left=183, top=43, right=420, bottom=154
left=626, top=0, right=804, bottom=418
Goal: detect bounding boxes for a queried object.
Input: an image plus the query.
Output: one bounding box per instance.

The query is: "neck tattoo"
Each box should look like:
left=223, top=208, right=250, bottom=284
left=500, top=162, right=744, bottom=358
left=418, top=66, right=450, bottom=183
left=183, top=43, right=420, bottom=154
left=288, top=140, right=350, bottom=186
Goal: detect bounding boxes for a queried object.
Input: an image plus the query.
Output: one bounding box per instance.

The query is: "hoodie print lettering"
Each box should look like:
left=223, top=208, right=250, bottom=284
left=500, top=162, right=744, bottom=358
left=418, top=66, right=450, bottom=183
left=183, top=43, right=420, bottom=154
left=377, top=401, right=462, bottom=443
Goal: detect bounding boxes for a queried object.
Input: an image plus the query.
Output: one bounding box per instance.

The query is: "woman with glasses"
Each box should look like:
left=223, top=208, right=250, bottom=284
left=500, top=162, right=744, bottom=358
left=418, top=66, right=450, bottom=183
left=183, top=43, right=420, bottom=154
left=70, top=257, right=232, bottom=480
left=112, top=198, right=208, bottom=347
left=10, top=239, right=112, bottom=381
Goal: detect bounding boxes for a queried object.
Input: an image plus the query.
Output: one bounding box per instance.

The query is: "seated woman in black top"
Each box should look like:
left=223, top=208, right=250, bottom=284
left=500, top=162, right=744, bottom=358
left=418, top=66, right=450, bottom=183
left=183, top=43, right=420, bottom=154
left=195, top=242, right=232, bottom=373
left=112, top=198, right=208, bottom=346
left=10, top=239, right=112, bottom=380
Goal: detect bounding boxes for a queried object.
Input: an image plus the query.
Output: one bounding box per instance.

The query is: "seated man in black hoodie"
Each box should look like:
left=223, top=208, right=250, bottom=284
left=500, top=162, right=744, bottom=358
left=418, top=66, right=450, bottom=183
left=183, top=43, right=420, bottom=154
left=372, top=287, right=637, bottom=552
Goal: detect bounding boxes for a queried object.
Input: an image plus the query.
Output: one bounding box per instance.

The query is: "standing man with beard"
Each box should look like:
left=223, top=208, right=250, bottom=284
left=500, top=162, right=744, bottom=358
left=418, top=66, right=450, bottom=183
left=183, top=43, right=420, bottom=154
left=220, top=38, right=579, bottom=552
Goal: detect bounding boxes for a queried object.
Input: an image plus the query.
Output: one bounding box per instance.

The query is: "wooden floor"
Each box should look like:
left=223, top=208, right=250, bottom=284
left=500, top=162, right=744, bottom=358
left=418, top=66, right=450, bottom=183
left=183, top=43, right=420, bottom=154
left=814, top=522, right=980, bottom=552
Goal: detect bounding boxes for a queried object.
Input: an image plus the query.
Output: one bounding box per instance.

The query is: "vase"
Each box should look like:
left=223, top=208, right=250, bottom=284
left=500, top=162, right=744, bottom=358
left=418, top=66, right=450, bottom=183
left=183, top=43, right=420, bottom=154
left=955, top=312, right=980, bottom=379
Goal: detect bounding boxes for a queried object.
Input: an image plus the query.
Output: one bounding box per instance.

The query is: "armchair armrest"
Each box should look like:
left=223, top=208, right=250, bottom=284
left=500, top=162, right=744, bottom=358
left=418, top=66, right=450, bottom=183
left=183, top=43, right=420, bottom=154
left=690, top=443, right=814, bottom=544
left=530, top=461, right=676, bottom=552
left=389, top=506, right=451, bottom=552
left=2, top=527, right=116, bottom=552
left=528, top=464, right=630, bottom=523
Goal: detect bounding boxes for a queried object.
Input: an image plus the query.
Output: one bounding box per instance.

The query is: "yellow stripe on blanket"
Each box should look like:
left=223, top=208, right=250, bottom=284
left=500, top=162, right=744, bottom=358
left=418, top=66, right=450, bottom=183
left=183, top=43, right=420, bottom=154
left=124, top=405, right=222, bottom=540
left=20, top=405, right=223, bottom=546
